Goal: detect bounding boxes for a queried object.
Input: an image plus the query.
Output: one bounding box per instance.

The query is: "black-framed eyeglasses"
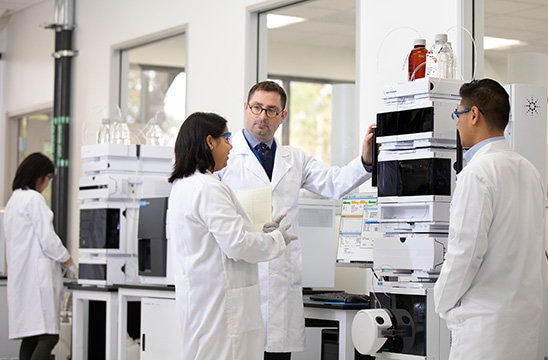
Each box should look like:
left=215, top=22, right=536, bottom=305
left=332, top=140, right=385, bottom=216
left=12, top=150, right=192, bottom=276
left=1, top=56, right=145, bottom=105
left=451, top=108, right=470, bottom=122
left=248, top=104, right=283, bottom=118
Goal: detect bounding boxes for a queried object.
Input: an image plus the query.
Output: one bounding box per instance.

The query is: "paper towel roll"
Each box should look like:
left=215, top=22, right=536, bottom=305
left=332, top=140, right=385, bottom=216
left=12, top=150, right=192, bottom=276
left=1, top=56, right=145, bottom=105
left=351, top=308, right=392, bottom=355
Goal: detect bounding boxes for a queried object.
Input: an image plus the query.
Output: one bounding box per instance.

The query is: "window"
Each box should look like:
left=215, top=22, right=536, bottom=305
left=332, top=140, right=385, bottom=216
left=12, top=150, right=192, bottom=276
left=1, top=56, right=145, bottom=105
left=118, top=32, right=186, bottom=146
left=257, top=0, right=357, bottom=166
left=272, top=77, right=333, bottom=164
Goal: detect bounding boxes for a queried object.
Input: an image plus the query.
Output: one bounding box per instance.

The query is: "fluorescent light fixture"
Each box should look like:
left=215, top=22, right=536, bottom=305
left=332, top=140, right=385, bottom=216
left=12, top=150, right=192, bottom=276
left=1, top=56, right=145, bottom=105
left=484, top=36, right=525, bottom=50
left=267, top=14, right=305, bottom=29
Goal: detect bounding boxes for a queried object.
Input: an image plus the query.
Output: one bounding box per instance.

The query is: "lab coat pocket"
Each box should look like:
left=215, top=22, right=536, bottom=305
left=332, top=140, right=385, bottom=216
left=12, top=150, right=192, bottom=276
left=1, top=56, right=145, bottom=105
left=38, top=259, right=59, bottom=326
left=225, top=284, right=263, bottom=335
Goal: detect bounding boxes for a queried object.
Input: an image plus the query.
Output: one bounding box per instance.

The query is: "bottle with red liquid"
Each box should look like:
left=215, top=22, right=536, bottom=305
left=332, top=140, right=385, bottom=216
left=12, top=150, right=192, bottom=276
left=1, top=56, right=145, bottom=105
left=408, top=38, right=427, bottom=81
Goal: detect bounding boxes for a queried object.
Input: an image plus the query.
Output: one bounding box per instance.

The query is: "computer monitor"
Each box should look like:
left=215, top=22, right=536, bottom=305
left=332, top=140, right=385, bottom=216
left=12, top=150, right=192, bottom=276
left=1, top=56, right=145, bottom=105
left=336, top=193, right=379, bottom=268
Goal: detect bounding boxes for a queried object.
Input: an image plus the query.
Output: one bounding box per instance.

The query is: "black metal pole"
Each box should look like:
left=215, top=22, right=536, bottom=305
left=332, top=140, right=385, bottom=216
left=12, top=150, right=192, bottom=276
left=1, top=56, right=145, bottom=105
left=50, top=0, right=76, bottom=244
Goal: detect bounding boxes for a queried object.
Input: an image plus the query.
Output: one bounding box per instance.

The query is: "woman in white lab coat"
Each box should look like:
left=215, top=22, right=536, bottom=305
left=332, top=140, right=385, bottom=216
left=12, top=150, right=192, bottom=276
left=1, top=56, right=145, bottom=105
left=167, top=112, right=296, bottom=360
left=4, top=152, right=76, bottom=360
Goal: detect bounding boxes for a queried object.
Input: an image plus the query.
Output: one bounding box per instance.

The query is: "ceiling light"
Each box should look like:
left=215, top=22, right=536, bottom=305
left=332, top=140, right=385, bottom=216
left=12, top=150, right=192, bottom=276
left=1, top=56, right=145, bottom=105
left=267, top=14, right=305, bottom=29
left=484, top=36, right=525, bottom=50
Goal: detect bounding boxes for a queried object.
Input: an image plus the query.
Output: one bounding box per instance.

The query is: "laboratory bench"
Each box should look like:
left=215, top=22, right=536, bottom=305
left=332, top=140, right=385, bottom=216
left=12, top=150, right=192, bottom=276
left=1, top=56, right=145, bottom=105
left=0, top=276, right=21, bottom=359
left=69, top=283, right=373, bottom=360
left=301, top=295, right=372, bottom=360
left=69, top=282, right=181, bottom=360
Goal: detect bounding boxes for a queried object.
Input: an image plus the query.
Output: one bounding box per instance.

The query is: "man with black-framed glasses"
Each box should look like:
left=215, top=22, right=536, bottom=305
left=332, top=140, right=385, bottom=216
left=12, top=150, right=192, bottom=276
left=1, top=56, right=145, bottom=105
left=217, top=80, right=375, bottom=359
left=434, top=78, right=545, bottom=360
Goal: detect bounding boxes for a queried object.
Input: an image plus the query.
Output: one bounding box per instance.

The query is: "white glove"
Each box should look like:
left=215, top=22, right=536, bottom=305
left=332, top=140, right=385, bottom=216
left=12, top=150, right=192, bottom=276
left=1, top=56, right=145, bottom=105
left=278, top=223, right=297, bottom=246
left=62, top=262, right=78, bottom=279
left=262, top=214, right=286, bottom=233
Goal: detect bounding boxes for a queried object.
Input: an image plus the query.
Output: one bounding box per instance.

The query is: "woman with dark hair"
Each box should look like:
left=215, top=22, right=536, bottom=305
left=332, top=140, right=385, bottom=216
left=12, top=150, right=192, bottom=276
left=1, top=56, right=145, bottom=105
left=167, top=112, right=295, bottom=359
left=4, top=152, right=77, bottom=360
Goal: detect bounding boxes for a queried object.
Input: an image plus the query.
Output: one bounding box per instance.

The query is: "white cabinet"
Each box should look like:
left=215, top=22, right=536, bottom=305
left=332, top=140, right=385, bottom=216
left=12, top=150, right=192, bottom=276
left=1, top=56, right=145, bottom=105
left=140, top=297, right=182, bottom=359
left=0, top=279, right=21, bottom=359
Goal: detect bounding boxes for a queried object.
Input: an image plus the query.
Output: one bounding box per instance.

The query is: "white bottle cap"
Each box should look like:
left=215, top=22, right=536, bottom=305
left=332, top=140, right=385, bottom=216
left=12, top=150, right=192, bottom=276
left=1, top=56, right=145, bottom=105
left=414, top=39, right=426, bottom=46
left=435, top=34, right=448, bottom=42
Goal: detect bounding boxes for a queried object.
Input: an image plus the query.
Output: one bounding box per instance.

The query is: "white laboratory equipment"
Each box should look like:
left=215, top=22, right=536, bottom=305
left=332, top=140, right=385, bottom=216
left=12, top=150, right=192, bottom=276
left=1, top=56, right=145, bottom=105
left=0, top=208, right=5, bottom=276
left=504, top=83, right=547, bottom=180
left=352, top=286, right=449, bottom=359
left=352, top=78, right=460, bottom=359
left=298, top=196, right=341, bottom=288
left=77, top=143, right=173, bottom=286
left=352, top=79, right=548, bottom=359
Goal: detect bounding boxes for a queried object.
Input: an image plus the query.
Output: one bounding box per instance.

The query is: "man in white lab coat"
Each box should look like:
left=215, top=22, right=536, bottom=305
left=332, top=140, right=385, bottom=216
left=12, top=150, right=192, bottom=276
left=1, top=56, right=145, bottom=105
left=217, top=81, right=375, bottom=359
left=434, top=78, right=546, bottom=360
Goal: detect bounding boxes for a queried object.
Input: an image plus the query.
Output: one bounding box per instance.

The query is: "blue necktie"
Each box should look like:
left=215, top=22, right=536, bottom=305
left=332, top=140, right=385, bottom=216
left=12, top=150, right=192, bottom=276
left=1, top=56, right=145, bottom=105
left=254, top=143, right=273, bottom=180
left=255, top=143, right=269, bottom=162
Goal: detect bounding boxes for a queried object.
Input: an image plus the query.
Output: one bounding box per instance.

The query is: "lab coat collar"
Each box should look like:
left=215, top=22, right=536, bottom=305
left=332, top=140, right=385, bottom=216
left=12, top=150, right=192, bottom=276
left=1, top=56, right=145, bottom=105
left=231, top=129, right=291, bottom=189
left=464, top=136, right=507, bottom=162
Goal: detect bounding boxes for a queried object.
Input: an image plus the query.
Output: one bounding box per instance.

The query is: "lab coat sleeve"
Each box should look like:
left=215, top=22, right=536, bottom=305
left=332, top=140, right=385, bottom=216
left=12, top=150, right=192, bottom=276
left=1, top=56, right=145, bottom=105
left=301, top=152, right=370, bottom=199
left=198, top=181, right=286, bottom=263
left=434, top=171, right=493, bottom=315
left=28, top=194, right=71, bottom=263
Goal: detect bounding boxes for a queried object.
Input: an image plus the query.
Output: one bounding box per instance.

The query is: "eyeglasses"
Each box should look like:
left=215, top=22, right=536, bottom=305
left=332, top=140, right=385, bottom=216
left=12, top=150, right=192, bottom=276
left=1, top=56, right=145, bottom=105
left=452, top=108, right=470, bottom=122
left=248, top=104, right=283, bottom=118
left=219, top=131, right=232, bottom=144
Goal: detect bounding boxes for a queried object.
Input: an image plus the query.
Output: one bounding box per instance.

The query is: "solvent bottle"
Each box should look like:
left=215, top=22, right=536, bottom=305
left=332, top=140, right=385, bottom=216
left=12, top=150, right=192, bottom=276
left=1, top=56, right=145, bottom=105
left=446, top=42, right=456, bottom=79
left=97, top=118, right=111, bottom=144
left=145, top=116, right=164, bottom=146
left=112, top=116, right=131, bottom=144
left=408, top=38, right=428, bottom=81
left=426, top=34, right=454, bottom=79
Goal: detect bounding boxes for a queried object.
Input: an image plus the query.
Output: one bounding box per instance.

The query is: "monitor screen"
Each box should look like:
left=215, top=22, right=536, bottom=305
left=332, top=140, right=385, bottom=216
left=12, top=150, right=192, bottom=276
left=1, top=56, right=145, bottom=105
left=336, top=193, right=379, bottom=267
left=138, top=197, right=169, bottom=277
left=79, top=208, right=121, bottom=249
left=137, top=198, right=168, bottom=240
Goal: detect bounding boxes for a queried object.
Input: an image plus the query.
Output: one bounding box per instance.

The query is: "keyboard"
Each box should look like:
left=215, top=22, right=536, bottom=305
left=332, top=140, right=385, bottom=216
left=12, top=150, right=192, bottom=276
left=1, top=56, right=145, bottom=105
left=309, top=292, right=370, bottom=304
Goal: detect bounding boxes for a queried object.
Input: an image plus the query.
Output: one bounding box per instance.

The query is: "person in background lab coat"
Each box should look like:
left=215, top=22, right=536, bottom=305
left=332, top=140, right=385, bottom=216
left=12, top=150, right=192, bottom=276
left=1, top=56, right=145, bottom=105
left=433, top=79, right=545, bottom=360
left=4, top=152, right=77, bottom=360
left=217, top=81, right=375, bottom=359
left=167, top=112, right=297, bottom=360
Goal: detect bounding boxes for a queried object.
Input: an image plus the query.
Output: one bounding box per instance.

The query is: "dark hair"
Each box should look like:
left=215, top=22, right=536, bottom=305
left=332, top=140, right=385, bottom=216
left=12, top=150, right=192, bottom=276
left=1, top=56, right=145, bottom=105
left=168, top=112, right=228, bottom=183
left=247, top=81, right=287, bottom=110
left=459, top=78, right=510, bottom=130
left=12, top=152, right=55, bottom=191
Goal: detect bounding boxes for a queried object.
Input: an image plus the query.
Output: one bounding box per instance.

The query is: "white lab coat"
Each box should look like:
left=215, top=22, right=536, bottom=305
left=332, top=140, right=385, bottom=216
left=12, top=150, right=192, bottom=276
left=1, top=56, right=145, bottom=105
left=167, top=170, right=287, bottom=360
left=217, top=130, right=371, bottom=352
left=434, top=140, right=545, bottom=360
left=4, top=189, right=70, bottom=339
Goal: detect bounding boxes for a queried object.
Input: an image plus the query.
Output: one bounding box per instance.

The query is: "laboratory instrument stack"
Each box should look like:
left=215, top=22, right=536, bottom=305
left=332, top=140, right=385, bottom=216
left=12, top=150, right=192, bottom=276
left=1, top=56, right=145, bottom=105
left=352, top=79, right=548, bottom=359
left=352, top=77, right=463, bottom=359
left=77, top=143, right=173, bottom=286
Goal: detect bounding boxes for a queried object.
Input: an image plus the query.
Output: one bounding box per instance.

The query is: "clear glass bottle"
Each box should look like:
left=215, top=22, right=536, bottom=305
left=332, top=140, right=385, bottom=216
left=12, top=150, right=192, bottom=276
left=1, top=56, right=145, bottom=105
left=408, top=38, right=428, bottom=81
left=426, top=34, right=454, bottom=79
left=446, top=42, right=456, bottom=79
left=145, top=115, right=164, bottom=146
left=111, top=116, right=131, bottom=144
left=97, top=118, right=111, bottom=144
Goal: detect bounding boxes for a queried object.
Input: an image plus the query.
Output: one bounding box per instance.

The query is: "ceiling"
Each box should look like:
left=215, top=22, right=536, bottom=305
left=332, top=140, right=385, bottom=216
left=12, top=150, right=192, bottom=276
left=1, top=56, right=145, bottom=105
left=266, top=0, right=548, bottom=62
left=1, top=0, right=548, bottom=61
